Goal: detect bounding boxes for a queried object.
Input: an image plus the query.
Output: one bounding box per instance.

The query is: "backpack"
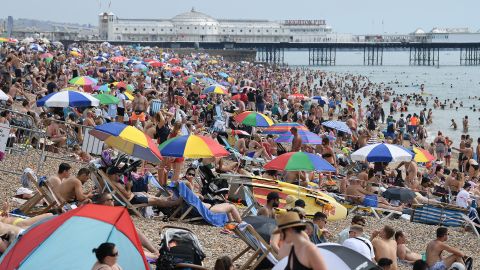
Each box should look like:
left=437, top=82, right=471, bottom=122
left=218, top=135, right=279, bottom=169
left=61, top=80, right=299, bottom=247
left=398, top=118, right=405, bottom=127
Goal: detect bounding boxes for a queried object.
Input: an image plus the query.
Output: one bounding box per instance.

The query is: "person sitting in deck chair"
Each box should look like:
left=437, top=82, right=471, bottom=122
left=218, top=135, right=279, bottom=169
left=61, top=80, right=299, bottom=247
left=58, top=168, right=94, bottom=206
left=106, top=167, right=181, bottom=208
left=346, top=178, right=403, bottom=212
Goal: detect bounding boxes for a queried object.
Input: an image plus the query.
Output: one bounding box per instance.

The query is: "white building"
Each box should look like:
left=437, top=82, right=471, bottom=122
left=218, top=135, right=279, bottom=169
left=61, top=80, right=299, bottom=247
left=98, top=8, right=339, bottom=43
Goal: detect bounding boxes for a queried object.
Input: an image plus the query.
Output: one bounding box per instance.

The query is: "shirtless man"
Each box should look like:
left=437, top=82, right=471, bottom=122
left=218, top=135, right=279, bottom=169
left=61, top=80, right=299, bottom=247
left=106, top=167, right=181, bottom=208
left=371, top=226, right=398, bottom=270
left=397, top=160, right=418, bottom=189
left=257, top=191, right=279, bottom=219
left=346, top=178, right=403, bottom=211
left=58, top=168, right=93, bottom=205
left=454, top=142, right=473, bottom=172
left=47, top=163, right=72, bottom=195
left=426, top=227, right=465, bottom=270
left=290, top=127, right=302, bottom=152
left=131, top=90, right=149, bottom=123
left=395, top=231, right=422, bottom=264
left=321, top=138, right=335, bottom=166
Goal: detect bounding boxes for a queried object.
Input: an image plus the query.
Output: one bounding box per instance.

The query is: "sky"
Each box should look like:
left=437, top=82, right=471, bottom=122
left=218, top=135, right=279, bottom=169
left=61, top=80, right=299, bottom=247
left=1, top=0, right=479, bottom=34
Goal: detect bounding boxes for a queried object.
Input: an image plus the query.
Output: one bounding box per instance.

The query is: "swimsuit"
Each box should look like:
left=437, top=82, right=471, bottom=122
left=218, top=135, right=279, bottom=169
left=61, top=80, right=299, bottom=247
left=284, top=246, right=312, bottom=270
left=429, top=260, right=447, bottom=270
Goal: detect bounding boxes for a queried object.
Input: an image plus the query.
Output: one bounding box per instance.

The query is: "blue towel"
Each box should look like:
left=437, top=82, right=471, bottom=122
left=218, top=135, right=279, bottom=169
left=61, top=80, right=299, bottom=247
left=177, top=182, right=228, bottom=227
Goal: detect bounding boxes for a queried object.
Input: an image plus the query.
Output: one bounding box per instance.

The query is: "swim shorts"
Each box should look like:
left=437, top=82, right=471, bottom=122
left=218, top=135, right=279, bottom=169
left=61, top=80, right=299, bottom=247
left=429, top=261, right=447, bottom=270
left=130, top=195, right=148, bottom=205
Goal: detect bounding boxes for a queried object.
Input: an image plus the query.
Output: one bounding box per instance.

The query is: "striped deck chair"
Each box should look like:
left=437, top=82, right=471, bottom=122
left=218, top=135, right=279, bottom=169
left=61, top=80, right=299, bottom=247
left=411, top=204, right=468, bottom=227
left=149, top=99, right=163, bottom=116
left=241, top=185, right=261, bottom=218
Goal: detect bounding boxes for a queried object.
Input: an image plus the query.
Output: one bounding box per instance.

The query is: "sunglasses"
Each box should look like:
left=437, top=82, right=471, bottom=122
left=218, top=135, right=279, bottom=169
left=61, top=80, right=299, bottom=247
left=109, top=251, right=119, bottom=257
left=187, top=173, right=195, bottom=177
left=104, top=198, right=114, bottom=202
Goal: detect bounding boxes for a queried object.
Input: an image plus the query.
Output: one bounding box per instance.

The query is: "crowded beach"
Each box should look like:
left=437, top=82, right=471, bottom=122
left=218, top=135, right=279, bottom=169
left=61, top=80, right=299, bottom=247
left=0, top=38, right=478, bottom=270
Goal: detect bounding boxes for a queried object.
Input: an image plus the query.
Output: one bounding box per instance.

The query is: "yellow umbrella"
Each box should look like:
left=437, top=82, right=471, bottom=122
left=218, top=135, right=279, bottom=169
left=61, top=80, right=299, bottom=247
left=413, top=147, right=435, bottom=163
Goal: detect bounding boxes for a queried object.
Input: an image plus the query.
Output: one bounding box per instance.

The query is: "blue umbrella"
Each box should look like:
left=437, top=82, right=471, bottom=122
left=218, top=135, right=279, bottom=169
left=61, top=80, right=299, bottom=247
left=351, top=143, right=414, bottom=163
left=322, top=120, right=352, bottom=134
left=29, top=43, right=44, bottom=52
left=218, top=72, right=229, bottom=78
left=93, top=56, right=107, bottom=62
left=275, top=130, right=323, bottom=144
left=36, top=91, right=100, bottom=108
left=312, top=96, right=329, bottom=106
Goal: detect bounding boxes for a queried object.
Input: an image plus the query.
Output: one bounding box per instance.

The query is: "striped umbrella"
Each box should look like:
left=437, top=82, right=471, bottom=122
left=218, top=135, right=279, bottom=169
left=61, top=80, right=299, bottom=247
left=275, top=130, right=323, bottom=145
left=312, top=96, right=329, bottom=105
left=413, top=147, right=435, bottom=163
left=322, top=120, right=352, bottom=134
left=36, top=90, right=99, bottom=107
left=29, top=43, right=44, bottom=52
left=273, top=243, right=380, bottom=270
left=203, top=85, right=228, bottom=95
left=93, top=56, right=107, bottom=62
left=262, top=122, right=308, bottom=135
left=158, top=135, right=229, bottom=158
left=90, top=122, right=162, bottom=163
left=351, top=143, right=414, bottom=163
left=234, top=111, right=274, bottom=127
left=264, top=152, right=335, bottom=172
left=69, top=76, right=98, bottom=86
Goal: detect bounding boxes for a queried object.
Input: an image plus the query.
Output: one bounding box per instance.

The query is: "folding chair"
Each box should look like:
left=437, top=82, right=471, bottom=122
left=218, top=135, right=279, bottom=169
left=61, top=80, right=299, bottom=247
left=96, top=169, right=147, bottom=217
left=241, top=185, right=261, bottom=218
left=349, top=205, right=402, bottom=219
left=17, top=173, right=59, bottom=216
left=232, top=223, right=278, bottom=270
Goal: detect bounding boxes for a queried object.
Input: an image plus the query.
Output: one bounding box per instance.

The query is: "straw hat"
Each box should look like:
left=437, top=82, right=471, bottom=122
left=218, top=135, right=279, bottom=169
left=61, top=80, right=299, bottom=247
left=273, top=212, right=306, bottom=234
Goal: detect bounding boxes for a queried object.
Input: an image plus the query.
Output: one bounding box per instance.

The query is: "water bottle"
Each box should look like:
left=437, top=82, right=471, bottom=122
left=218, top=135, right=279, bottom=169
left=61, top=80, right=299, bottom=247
left=472, top=199, right=477, bottom=209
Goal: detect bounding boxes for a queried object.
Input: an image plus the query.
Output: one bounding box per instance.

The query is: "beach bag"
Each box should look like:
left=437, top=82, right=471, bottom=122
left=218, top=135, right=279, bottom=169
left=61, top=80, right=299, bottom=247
left=363, top=195, right=378, bottom=207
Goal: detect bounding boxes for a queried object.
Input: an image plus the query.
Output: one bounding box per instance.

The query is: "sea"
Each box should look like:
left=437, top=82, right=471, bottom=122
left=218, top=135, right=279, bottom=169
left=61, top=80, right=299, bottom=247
left=284, top=50, right=480, bottom=143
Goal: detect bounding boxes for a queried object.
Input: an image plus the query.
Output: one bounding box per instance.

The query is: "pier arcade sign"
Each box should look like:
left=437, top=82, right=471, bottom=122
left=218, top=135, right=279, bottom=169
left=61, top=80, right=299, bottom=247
left=284, top=20, right=326, bottom=26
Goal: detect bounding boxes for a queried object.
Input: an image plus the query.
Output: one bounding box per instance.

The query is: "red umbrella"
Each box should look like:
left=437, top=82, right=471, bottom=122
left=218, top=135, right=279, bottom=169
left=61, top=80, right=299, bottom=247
left=231, top=129, right=249, bottom=136
left=288, top=93, right=308, bottom=100
left=232, top=94, right=241, bottom=101
left=175, top=95, right=187, bottom=106
left=168, top=58, right=181, bottom=65
left=111, top=56, right=127, bottom=63
left=147, top=61, right=164, bottom=68
left=115, top=81, right=127, bottom=89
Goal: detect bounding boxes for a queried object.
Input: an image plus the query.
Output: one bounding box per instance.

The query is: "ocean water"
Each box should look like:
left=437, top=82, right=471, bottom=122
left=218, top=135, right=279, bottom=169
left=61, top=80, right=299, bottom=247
left=283, top=50, right=480, bottom=143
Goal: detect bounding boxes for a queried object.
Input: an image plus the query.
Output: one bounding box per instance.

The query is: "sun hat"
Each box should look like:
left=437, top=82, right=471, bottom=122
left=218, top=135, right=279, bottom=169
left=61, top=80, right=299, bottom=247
left=272, top=211, right=306, bottom=234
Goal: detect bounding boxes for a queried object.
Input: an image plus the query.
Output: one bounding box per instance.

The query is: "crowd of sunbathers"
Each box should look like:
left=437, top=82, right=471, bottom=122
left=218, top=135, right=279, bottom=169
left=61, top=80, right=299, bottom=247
left=0, top=40, right=479, bottom=270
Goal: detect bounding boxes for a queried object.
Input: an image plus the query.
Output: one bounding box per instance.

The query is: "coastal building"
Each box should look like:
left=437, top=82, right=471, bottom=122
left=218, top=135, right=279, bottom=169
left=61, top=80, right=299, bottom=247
left=98, top=8, right=353, bottom=43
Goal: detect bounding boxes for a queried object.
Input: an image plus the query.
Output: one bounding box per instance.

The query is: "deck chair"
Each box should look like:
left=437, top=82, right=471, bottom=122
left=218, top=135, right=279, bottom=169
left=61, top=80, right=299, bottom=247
left=43, top=179, right=77, bottom=212
left=241, top=185, right=261, bottom=218
left=17, top=174, right=59, bottom=216
left=168, top=182, right=228, bottom=227
left=349, top=204, right=402, bottom=219
left=232, top=223, right=278, bottom=270
left=96, top=169, right=148, bottom=217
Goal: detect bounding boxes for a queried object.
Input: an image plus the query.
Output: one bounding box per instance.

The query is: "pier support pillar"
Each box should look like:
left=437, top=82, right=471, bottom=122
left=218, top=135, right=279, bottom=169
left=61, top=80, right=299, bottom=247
left=460, top=47, right=480, bottom=66
left=363, top=45, right=383, bottom=65
left=409, top=47, right=439, bottom=66
left=308, top=47, right=336, bottom=66
left=256, top=47, right=284, bottom=65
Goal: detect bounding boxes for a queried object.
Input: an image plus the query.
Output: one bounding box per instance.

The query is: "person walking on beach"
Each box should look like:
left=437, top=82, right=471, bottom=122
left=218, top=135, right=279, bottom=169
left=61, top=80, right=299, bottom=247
left=425, top=227, right=465, bottom=270
left=462, top=116, right=468, bottom=133
left=275, top=212, right=327, bottom=270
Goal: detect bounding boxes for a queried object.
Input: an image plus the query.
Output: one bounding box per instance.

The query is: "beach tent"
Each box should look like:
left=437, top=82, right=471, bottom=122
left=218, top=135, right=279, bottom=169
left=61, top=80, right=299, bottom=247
left=0, top=204, right=149, bottom=270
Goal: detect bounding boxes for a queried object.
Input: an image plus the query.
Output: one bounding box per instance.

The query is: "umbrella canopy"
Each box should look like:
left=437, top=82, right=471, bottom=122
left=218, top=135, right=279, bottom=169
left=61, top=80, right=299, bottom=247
left=264, top=152, right=336, bottom=172
left=243, top=216, right=276, bottom=242
left=36, top=90, right=99, bottom=107
left=203, top=85, right=228, bottom=95
left=158, top=135, right=229, bottom=158
left=95, top=84, right=111, bottom=92
left=351, top=143, right=414, bottom=163
left=69, top=76, right=98, bottom=86
left=262, top=122, right=308, bottom=135
left=231, top=94, right=241, bottom=101
left=230, top=129, right=250, bottom=136
left=218, top=72, right=229, bottom=78
left=93, top=56, right=107, bottom=62
left=322, top=120, right=352, bottom=134
left=234, top=111, right=274, bottom=127
left=312, top=96, right=329, bottom=106
left=29, top=43, right=44, bottom=52
left=94, top=94, right=120, bottom=105
left=111, top=56, right=127, bottom=63
left=383, top=187, right=417, bottom=203
left=90, top=122, right=162, bottom=163
left=288, top=93, right=308, bottom=100
left=413, top=147, right=435, bottom=163
left=147, top=60, right=164, bottom=68
left=168, top=58, right=181, bottom=64
left=273, top=243, right=380, bottom=270
left=275, top=130, right=323, bottom=145
left=0, top=204, right=149, bottom=270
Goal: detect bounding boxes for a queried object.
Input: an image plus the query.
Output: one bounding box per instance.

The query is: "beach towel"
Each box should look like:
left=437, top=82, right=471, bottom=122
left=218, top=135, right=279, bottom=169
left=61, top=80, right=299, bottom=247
left=176, top=181, right=228, bottom=227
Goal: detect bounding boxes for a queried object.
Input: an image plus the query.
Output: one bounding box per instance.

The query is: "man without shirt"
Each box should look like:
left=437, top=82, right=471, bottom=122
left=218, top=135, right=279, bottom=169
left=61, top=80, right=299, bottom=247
left=47, top=163, right=72, bottom=195
left=371, top=225, right=398, bottom=270
left=58, top=168, right=93, bottom=205
left=426, top=227, right=465, bottom=270
left=395, top=231, right=422, bottom=264
left=257, top=191, right=279, bottom=219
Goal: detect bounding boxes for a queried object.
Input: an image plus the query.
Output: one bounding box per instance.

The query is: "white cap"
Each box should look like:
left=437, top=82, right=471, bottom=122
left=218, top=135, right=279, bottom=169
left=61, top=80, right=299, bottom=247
left=449, top=262, right=465, bottom=270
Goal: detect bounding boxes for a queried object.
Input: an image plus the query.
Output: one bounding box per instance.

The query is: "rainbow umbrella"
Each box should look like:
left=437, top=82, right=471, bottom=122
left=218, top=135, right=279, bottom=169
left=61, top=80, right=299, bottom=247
left=202, top=85, right=228, bottom=95
left=158, top=135, right=229, bottom=158
left=69, top=76, right=98, bottom=86
left=90, top=122, right=162, bottom=163
left=264, top=152, right=336, bottom=172
left=262, top=122, right=308, bottom=135
left=124, top=91, right=135, bottom=100
left=275, top=130, right=323, bottom=145
left=413, top=147, right=435, bottom=163
left=94, top=94, right=119, bottom=105
left=234, top=111, right=274, bottom=127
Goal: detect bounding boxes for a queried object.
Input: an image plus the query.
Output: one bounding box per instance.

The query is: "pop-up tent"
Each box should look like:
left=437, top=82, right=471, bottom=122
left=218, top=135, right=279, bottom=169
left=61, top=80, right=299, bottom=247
left=0, top=204, right=149, bottom=270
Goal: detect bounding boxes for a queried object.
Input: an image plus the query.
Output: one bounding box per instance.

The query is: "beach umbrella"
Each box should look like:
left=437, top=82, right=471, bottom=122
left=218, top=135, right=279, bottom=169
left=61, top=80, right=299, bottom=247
left=94, top=84, right=111, bottom=92
left=351, top=143, right=414, bottom=163
left=29, top=43, right=44, bottom=52
left=168, top=58, right=181, bottom=65
left=36, top=90, right=99, bottom=107
left=219, top=81, right=231, bottom=87
left=413, top=147, right=435, bottom=163
left=93, top=56, right=107, bottom=62
left=124, top=91, right=135, bottom=101
left=262, top=122, right=308, bottom=135
left=70, top=51, right=82, bottom=57
left=158, top=135, right=229, bottom=159
left=322, top=120, right=352, bottom=134
left=273, top=243, right=380, bottom=270
left=0, top=204, right=149, bottom=270
left=230, top=129, right=250, bottom=136
left=90, top=122, right=162, bottom=163
left=312, top=96, right=329, bottom=105
left=184, top=76, right=197, bottom=84
left=111, top=56, right=127, bottom=63
left=264, top=152, right=336, bottom=172
left=94, top=94, right=120, bottom=105
left=0, top=90, right=9, bottom=101
left=382, top=187, right=416, bottom=203
left=227, top=77, right=235, bottom=84
left=288, top=93, right=308, bottom=100
left=202, top=85, right=228, bottom=95
left=232, top=94, right=241, bottom=101
left=241, top=86, right=256, bottom=92
left=0, top=37, right=12, bottom=43
left=147, top=60, right=164, bottom=68
left=69, top=76, right=98, bottom=86
left=134, top=64, right=148, bottom=72
left=113, top=81, right=127, bottom=89
left=218, top=72, right=229, bottom=78
left=21, top=37, right=35, bottom=44
left=275, top=130, right=323, bottom=145
left=39, top=53, right=53, bottom=63
left=234, top=111, right=274, bottom=127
